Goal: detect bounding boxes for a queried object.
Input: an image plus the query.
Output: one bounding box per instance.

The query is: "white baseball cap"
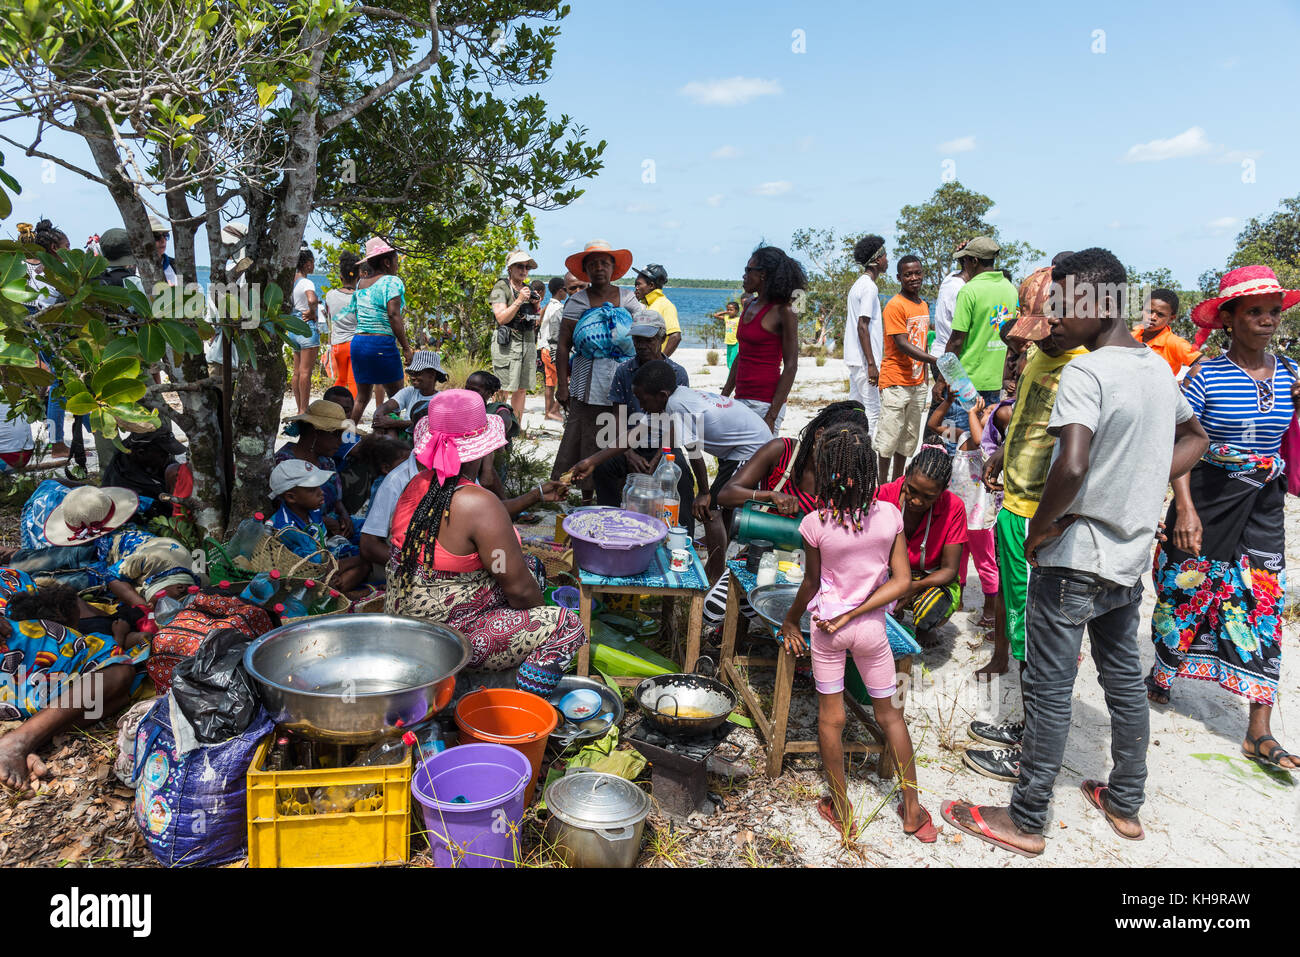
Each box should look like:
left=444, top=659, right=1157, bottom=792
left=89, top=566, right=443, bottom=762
left=269, top=459, right=335, bottom=498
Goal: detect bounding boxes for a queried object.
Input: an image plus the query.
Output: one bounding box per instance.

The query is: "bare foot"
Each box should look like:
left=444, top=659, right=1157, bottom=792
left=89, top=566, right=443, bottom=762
left=0, top=736, right=48, bottom=792
left=975, top=654, right=1010, bottom=678
left=944, top=801, right=1045, bottom=855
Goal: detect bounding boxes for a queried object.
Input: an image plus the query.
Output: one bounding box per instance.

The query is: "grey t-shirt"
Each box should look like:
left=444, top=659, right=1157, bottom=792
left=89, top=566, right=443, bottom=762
left=1036, top=345, right=1193, bottom=586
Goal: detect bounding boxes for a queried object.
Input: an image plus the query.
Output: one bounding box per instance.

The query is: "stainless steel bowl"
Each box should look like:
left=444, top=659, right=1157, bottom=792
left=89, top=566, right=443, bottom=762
left=243, top=614, right=471, bottom=743
left=547, top=676, right=625, bottom=747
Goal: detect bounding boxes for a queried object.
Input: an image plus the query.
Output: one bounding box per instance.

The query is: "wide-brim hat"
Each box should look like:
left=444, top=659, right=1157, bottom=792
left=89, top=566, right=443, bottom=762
left=358, top=236, right=397, bottom=263
left=284, top=399, right=352, bottom=433
left=565, top=240, right=634, bottom=283
left=413, top=390, right=508, bottom=482
left=505, top=249, right=538, bottom=271
left=957, top=236, right=1000, bottom=261
left=44, top=485, right=139, bottom=546
left=1191, top=265, right=1300, bottom=329
left=98, top=228, right=134, bottom=269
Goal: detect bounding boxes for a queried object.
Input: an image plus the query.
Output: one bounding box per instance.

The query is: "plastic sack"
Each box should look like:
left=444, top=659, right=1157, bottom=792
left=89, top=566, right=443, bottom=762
left=131, top=695, right=273, bottom=867
left=169, top=628, right=261, bottom=743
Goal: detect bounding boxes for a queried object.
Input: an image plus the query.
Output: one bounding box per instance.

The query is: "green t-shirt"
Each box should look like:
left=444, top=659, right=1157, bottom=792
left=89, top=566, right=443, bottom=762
left=950, top=271, right=1016, bottom=390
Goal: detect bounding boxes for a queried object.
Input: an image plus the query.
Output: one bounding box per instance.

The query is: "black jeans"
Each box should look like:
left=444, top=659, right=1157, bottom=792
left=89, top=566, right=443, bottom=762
left=1009, top=566, right=1149, bottom=834
left=593, top=447, right=696, bottom=537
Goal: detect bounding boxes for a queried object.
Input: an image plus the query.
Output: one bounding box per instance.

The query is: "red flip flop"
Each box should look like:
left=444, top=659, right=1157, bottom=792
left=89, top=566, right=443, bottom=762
left=896, top=802, right=941, bottom=843
left=817, top=796, right=860, bottom=841
left=940, top=800, right=1042, bottom=858
left=1079, top=780, right=1145, bottom=841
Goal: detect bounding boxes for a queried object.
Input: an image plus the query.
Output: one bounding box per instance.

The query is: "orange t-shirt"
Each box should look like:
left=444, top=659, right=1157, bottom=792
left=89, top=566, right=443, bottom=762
left=1133, top=325, right=1200, bottom=376
left=880, top=295, right=931, bottom=388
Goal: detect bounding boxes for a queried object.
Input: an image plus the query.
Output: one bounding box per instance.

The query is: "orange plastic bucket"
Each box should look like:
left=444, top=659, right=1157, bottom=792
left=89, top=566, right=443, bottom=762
left=454, top=688, right=558, bottom=804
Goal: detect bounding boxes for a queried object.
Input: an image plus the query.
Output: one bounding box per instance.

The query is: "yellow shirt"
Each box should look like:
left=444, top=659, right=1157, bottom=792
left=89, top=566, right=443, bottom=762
left=724, top=314, right=739, bottom=346
left=644, top=288, right=681, bottom=337
left=1001, top=344, right=1088, bottom=519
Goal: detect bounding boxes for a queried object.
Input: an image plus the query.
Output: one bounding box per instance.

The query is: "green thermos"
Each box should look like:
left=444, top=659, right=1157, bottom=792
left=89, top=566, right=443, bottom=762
left=729, top=501, right=805, bottom=551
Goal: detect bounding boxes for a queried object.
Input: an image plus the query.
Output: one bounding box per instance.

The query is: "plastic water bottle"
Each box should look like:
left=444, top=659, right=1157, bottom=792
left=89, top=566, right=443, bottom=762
left=153, top=588, right=199, bottom=626
left=653, top=449, right=682, bottom=528
left=239, top=569, right=281, bottom=606
left=936, top=353, right=980, bottom=410
left=280, top=580, right=313, bottom=619
left=228, top=515, right=269, bottom=558
left=310, top=734, right=411, bottom=813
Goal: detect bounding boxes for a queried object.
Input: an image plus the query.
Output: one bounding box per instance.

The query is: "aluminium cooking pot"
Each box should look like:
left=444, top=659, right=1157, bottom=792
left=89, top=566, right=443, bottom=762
left=543, top=768, right=651, bottom=868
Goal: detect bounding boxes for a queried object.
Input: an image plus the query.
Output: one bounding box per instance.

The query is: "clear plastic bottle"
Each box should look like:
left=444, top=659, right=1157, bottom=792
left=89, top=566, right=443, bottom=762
left=153, top=587, right=199, bottom=626
left=756, top=552, right=778, bottom=587
left=936, top=353, right=980, bottom=409
left=653, top=450, right=682, bottom=528
left=309, top=735, right=411, bottom=813
left=227, top=514, right=270, bottom=558
left=239, top=569, right=281, bottom=606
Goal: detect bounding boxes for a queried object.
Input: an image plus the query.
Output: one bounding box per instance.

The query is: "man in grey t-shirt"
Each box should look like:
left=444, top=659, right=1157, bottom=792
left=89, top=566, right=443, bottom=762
left=943, top=248, right=1208, bottom=859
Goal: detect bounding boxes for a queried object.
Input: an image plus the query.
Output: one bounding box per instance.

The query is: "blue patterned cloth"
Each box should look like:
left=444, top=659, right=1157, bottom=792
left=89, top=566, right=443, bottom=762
left=726, top=559, right=922, bottom=658
left=578, top=544, right=707, bottom=591
left=18, top=481, right=157, bottom=586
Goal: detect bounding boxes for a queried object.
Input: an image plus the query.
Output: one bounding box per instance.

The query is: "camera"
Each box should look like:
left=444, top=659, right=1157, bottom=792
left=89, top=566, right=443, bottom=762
left=510, top=287, right=539, bottom=331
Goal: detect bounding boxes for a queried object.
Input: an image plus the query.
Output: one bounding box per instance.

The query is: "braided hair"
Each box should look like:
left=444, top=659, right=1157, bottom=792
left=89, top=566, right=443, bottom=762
left=394, top=473, right=460, bottom=580
left=813, top=423, right=880, bottom=531
left=907, top=444, right=953, bottom=488
left=791, top=400, right=868, bottom=487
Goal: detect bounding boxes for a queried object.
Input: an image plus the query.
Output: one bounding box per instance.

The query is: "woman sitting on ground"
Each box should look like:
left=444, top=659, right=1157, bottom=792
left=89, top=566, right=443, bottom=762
left=384, top=390, right=586, bottom=696
left=876, top=446, right=968, bottom=644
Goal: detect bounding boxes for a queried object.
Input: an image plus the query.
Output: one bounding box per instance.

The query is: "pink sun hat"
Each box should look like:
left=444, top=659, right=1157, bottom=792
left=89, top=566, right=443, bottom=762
left=413, top=389, right=507, bottom=483
left=1191, top=265, right=1300, bottom=347
left=358, top=236, right=397, bottom=263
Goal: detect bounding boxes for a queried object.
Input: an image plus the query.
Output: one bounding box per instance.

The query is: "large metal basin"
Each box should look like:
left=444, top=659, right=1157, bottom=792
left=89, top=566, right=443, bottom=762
left=243, top=614, right=471, bottom=743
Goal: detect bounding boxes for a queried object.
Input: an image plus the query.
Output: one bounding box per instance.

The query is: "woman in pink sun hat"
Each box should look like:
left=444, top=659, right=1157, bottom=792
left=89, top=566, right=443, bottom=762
left=1149, top=264, right=1300, bottom=772
left=334, top=236, right=414, bottom=425
left=383, top=390, right=586, bottom=697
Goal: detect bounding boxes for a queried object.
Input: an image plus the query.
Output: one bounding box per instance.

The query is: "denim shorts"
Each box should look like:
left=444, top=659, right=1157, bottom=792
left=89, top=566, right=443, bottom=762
left=288, top=326, right=320, bottom=351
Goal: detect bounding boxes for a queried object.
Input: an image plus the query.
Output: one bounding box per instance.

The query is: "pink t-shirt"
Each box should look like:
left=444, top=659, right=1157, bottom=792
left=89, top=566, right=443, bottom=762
left=877, top=477, right=969, bottom=573
left=799, top=500, right=903, bottom=618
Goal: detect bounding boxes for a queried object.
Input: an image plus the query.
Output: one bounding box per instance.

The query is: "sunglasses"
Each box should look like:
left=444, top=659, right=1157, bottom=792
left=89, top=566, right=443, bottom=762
left=743, top=266, right=762, bottom=274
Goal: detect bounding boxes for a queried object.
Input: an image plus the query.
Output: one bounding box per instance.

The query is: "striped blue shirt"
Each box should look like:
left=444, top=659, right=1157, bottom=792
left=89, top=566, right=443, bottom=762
left=1183, top=355, right=1297, bottom=456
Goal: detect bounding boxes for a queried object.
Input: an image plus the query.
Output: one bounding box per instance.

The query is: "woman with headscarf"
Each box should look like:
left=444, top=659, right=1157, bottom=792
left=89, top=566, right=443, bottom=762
left=1147, top=266, right=1300, bottom=772
left=551, top=240, right=653, bottom=500
left=384, top=390, right=586, bottom=696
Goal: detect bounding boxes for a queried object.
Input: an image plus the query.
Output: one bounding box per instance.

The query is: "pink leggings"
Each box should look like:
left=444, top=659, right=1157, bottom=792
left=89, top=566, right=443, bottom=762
left=961, top=527, right=999, bottom=597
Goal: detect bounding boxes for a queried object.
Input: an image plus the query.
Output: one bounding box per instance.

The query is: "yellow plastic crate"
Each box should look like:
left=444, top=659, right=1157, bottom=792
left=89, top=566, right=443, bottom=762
left=246, top=738, right=412, bottom=868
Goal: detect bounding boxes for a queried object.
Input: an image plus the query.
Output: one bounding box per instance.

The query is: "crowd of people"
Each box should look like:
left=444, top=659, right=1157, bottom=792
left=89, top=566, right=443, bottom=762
left=0, top=217, right=1296, bottom=860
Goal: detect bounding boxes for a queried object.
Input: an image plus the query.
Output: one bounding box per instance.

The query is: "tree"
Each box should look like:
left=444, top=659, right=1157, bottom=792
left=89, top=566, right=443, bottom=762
left=0, top=0, right=602, bottom=533
left=790, top=227, right=897, bottom=356
left=894, top=182, right=1044, bottom=300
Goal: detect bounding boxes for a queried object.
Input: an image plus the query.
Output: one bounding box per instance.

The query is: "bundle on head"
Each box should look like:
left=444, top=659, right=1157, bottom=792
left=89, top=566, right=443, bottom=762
left=813, top=422, right=878, bottom=530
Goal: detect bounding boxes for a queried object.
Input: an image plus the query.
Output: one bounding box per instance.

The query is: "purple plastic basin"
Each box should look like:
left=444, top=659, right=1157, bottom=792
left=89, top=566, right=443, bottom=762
left=562, top=508, right=668, bottom=578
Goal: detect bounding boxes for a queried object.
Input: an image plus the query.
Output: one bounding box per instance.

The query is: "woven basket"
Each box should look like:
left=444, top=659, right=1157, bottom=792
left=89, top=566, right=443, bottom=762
left=204, top=537, right=256, bottom=586
left=348, top=584, right=386, bottom=614
left=280, top=582, right=351, bottom=625
left=522, top=540, right=575, bottom=585
left=249, top=526, right=339, bottom=588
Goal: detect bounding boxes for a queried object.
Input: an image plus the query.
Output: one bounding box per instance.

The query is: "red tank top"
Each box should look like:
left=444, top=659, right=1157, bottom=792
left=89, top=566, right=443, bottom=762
left=760, top=438, right=820, bottom=515
left=734, top=302, right=782, bottom=403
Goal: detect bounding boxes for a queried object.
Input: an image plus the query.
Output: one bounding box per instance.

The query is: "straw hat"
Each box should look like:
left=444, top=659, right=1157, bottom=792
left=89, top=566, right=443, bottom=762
left=44, top=486, right=140, bottom=546
left=1191, top=265, right=1300, bottom=349
left=505, top=249, right=538, bottom=271
left=413, top=390, right=507, bottom=483
left=284, top=399, right=352, bottom=433
left=358, top=236, right=397, bottom=263
left=564, top=239, right=634, bottom=283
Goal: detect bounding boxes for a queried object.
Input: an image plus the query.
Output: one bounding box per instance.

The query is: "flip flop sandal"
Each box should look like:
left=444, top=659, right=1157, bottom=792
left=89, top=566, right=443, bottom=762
left=896, top=802, right=941, bottom=843
left=1143, top=673, right=1170, bottom=706
left=1241, top=734, right=1300, bottom=773
left=817, top=796, right=859, bottom=841
left=940, top=800, right=1042, bottom=858
left=1079, top=780, right=1145, bottom=841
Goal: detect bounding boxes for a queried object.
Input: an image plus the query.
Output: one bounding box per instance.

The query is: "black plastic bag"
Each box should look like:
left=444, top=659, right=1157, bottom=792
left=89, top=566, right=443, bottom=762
left=170, top=628, right=261, bottom=743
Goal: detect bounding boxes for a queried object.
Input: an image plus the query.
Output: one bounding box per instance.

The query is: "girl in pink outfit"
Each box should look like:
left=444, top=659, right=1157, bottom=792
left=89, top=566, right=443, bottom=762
left=781, top=423, right=939, bottom=844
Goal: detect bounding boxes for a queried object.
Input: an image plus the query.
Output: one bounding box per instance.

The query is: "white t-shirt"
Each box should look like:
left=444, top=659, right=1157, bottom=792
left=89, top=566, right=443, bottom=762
left=324, top=288, right=356, bottom=344
left=932, top=273, right=966, bottom=355
left=361, top=454, right=420, bottom=538
left=539, top=298, right=564, bottom=347
left=292, top=276, right=317, bottom=321
left=388, top=386, right=432, bottom=418
left=0, top=404, right=33, bottom=454
left=844, top=274, right=882, bottom=369
left=664, top=388, right=771, bottom=462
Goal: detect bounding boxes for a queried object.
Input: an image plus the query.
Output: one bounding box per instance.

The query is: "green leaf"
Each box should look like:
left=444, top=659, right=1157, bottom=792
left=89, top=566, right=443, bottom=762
left=90, top=355, right=140, bottom=393
left=98, top=378, right=148, bottom=405
left=102, top=337, right=140, bottom=362
left=86, top=318, right=110, bottom=344
left=159, top=320, right=203, bottom=355
left=138, top=325, right=165, bottom=363
left=65, top=392, right=99, bottom=415
left=257, top=82, right=277, bottom=109
left=76, top=339, right=95, bottom=368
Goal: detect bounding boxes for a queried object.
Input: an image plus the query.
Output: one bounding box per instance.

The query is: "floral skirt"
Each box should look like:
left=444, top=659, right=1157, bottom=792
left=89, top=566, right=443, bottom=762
left=1149, top=462, right=1284, bottom=706
left=384, top=560, right=586, bottom=676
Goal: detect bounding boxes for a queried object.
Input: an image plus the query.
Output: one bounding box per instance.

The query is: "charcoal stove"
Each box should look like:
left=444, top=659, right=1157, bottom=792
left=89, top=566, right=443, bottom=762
left=627, top=719, right=743, bottom=820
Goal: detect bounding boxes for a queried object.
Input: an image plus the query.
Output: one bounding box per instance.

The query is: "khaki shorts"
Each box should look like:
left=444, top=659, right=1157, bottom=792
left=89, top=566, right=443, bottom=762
left=875, top=382, right=929, bottom=458
left=491, top=328, right=537, bottom=392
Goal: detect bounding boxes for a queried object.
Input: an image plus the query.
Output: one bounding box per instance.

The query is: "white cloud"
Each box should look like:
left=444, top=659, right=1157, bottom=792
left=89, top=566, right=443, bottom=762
left=753, top=181, right=792, bottom=196
left=709, top=245, right=722, bottom=255
left=1213, top=148, right=1261, bottom=165
left=1123, top=126, right=1214, bottom=163
left=706, top=194, right=724, bottom=208
left=711, top=144, right=741, bottom=160
left=986, top=205, right=1000, bottom=221
left=1108, top=220, right=1122, bottom=230
left=795, top=136, right=815, bottom=153
left=679, top=76, right=783, bottom=107
left=937, top=135, right=976, bottom=154
left=1207, top=216, right=1239, bottom=233
left=560, top=238, right=576, bottom=248
left=623, top=202, right=656, bottom=214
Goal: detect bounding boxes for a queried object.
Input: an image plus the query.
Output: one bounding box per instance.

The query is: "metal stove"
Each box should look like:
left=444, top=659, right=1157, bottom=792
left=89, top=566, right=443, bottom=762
left=627, top=720, right=743, bottom=820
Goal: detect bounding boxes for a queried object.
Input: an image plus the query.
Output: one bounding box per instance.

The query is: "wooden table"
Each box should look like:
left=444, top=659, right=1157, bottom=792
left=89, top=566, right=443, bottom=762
left=718, top=560, right=921, bottom=778
left=574, top=545, right=708, bottom=688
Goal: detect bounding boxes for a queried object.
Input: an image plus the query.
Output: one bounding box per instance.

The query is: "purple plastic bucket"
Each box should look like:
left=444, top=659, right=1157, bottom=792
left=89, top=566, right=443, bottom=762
left=562, top=508, right=667, bottom=578
left=412, top=743, right=532, bottom=868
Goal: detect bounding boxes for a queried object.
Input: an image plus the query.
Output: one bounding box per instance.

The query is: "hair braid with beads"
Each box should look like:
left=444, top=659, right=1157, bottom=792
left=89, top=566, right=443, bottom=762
left=790, top=399, right=868, bottom=487
left=907, top=444, right=953, bottom=488
left=812, top=423, right=879, bottom=531
left=395, top=473, right=460, bottom=580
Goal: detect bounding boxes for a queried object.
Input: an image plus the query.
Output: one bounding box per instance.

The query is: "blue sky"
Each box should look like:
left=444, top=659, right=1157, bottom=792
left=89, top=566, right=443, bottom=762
left=4, top=0, right=1298, bottom=288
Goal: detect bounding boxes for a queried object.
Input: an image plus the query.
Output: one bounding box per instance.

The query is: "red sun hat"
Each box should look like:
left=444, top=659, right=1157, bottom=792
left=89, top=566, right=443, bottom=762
left=1190, top=265, right=1300, bottom=348
left=564, top=239, right=634, bottom=283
